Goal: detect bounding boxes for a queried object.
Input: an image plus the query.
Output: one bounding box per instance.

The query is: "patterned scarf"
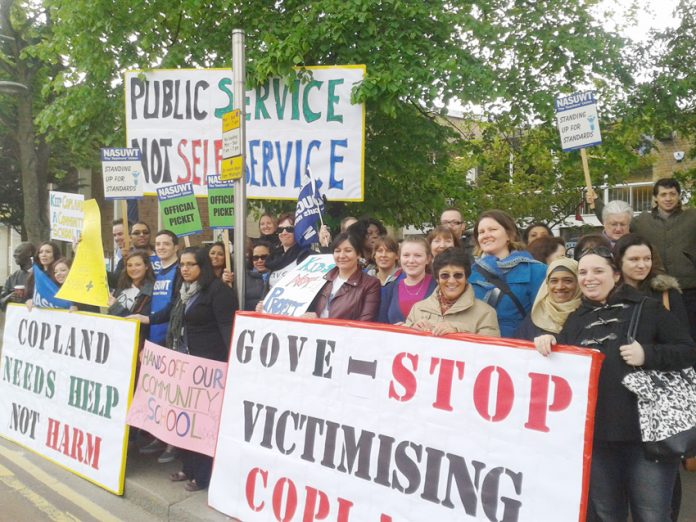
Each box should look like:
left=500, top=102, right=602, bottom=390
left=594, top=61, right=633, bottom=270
left=165, top=281, right=200, bottom=353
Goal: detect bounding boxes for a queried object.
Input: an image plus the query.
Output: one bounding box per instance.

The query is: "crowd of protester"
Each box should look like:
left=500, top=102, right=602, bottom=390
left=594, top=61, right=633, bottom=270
left=2, top=176, right=696, bottom=519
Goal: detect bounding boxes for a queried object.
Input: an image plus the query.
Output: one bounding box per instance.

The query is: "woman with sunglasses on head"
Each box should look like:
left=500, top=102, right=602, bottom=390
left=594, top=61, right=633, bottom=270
left=405, top=248, right=499, bottom=336
left=167, top=246, right=238, bottom=491
left=378, top=237, right=435, bottom=325
left=245, top=241, right=271, bottom=311
left=514, top=257, right=581, bottom=340
left=304, top=232, right=380, bottom=321
left=265, top=212, right=312, bottom=288
left=469, top=210, right=546, bottom=338
left=534, top=246, right=696, bottom=521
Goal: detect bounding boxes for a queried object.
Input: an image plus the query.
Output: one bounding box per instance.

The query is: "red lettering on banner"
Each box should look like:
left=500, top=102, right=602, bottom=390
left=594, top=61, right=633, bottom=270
left=388, top=352, right=418, bottom=402
left=525, top=373, right=573, bottom=432
left=429, top=358, right=465, bottom=411
left=303, top=486, right=329, bottom=521
left=473, top=366, right=514, bottom=422
left=177, top=139, right=191, bottom=183
left=273, top=477, right=298, bottom=521
left=214, top=139, right=223, bottom=175
left=45, top=417, right=101, bottom=469
left=244, top=466, right=356, bottom=521
left=380, top=515, right=393, bottom=522
left=246, top=467, right=268, bottom=511
left=191, top=139, right=203, bottom=186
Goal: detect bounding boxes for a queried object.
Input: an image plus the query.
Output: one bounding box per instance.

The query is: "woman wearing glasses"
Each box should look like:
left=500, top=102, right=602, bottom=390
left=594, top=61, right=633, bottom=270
left=244, top=241, right=271, bottom=311
left=534, top=246, right=696, bottom=521
left=265, top=212, right=312, bottom=288
left=469, top=210, right=546, bottom=338
left=405, top=248, right=499, bottom=336
left=167, top=247, right=238, bottom=491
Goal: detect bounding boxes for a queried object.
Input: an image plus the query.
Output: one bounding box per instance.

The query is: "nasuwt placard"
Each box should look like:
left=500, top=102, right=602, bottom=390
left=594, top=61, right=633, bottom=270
left=0, top=306, right=139, bottom=494
left=124, top=66, right=365, bottom=201
left=208, top=313, right=602, bottom=521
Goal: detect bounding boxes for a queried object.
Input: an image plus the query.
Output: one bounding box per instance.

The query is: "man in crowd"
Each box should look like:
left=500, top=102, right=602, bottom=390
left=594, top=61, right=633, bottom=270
left=440, top=207, right=473, bottom=260
left=0, top=242, right=36, bottom=309
left=631, top=177, right=696, bottom=338
left=112, top=218, right=129, bottom=268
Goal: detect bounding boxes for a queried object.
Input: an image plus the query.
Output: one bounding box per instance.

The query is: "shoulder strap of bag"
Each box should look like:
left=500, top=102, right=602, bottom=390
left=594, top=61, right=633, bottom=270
left=662, top=290, right=670, bottom=311
left=627, top=297, right=647, bottom=344
left=474, top=263, right=527, bottom=317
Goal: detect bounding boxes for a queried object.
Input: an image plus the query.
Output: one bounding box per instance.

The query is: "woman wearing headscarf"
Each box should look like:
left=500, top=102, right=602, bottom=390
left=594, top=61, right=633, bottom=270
left=514, top=257, right=582, bottom=340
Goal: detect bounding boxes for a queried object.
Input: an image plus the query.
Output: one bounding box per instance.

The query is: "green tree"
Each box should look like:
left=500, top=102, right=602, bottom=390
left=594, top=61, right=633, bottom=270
left=40, top=0, right=637, bottom=227
left=0, top=0, right=78, bottom=241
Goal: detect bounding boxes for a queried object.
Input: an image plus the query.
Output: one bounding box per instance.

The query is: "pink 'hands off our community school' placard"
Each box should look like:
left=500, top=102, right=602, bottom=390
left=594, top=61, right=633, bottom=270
left=126, top=341, right=227, bottom=456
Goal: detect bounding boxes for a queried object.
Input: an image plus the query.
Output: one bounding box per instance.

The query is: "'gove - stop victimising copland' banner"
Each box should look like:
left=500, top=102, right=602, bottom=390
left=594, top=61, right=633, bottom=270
left=208, top=313, right=603, bottom=521
left=0, top=306, right=139, bottom=494
left=125, top=66, right=365, bottom=201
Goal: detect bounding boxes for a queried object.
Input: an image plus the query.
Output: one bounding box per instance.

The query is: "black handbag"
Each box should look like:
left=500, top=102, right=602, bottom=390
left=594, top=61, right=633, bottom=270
left=621, top=297, right=696, bottom=462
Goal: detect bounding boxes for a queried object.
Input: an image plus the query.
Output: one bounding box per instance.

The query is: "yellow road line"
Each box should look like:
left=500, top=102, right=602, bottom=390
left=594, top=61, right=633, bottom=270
left=0, top=462, right=81, bottom=522
left=0, top=445, right=121, bottom=522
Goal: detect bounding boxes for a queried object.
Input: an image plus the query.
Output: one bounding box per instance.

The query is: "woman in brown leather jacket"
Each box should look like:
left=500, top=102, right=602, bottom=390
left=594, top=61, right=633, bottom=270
left=306, top=232, right=381, bottom=321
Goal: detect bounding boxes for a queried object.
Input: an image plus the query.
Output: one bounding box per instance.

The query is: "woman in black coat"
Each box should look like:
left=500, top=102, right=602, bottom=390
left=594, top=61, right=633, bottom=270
left=167, top=246, right=238, bottom=491
left=535, top=247, right=696, bottom=521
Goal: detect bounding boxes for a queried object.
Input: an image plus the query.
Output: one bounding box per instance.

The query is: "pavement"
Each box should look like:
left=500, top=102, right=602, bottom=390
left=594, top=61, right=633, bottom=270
left=123, top=444, right=236, bottom=521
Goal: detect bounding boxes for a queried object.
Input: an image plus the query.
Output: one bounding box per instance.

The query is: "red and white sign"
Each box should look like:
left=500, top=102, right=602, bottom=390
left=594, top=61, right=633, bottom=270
left=208, top=313, right=603, bottom=521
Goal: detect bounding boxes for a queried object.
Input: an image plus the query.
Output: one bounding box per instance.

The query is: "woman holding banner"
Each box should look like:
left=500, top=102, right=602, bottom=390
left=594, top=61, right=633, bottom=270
left=107, top=250, right=154, bottom=322
left=265, top=213, right=312, bottom=288
left=305, top=232, right=380, bottom=321
left=405, top=247, right=499, bottom=336
left=168, top=246, right=238, bottom=491
left=534, top=247, right=696, bottom=521
left=378, top=237, right=436, bottom=324
left=25, top=240, right=61, bottom=299
left=26, top=257, right=73, bottom=311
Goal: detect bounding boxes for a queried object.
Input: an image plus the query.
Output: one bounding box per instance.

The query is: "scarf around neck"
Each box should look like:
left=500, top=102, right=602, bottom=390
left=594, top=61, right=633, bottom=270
left=166, top=281, right=201, bottom=352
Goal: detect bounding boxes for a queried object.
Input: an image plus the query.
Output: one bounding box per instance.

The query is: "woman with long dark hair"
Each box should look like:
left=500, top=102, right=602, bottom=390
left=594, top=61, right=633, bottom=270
left=167, top=246, right=238, bottom=491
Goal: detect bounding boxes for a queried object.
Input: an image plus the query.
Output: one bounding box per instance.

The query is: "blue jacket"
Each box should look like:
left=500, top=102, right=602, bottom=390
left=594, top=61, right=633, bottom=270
left=469, top=252, right=546, bottom=338
left=378, top=273, right=437, bottom=324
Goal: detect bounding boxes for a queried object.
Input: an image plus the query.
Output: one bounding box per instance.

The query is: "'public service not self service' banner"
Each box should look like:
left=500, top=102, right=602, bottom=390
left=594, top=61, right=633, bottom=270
left=208, top=313, right=603, bottom=521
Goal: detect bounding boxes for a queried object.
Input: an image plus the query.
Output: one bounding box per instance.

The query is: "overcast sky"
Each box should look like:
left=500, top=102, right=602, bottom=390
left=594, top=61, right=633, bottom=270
left=598, top=0, right=681, bottom=42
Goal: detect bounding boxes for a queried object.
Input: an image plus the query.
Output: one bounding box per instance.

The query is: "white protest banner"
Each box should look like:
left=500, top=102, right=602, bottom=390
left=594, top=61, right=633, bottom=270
left=49, top=191, right=84, bottom=243
left=262, top=254, right=335, bottom=316
left=555, top=91, right=602, bottom=152
left=125, top=66, right=365, bottom=201
left=127, top=341, right=227, bottom=457
left=0, top=306, right=139, bottom=494
left=209, top=313, right=603, bottom=521
left=100, top=148, right=144, bottom=199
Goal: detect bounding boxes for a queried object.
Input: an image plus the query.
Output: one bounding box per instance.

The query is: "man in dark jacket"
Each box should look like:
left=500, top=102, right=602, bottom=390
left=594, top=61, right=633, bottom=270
left=630, top=178, right=696, bottom=338
left=1, top=242, right=35, bottom=309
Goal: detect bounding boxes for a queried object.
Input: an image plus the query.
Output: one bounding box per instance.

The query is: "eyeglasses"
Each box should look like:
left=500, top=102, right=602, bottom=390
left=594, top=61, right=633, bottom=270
left=180, top=262, right=198, bottom=268
left=278, top=226, right=295, bottom=234
left=438, top=272, right=466, bottom=281
left=441, top=220, right=462, bottom=226
left=252, top=254, right=268, bottom=261
left=131, top=230, right=149, bottom=236
left=577, top=246, right=613, bottom=261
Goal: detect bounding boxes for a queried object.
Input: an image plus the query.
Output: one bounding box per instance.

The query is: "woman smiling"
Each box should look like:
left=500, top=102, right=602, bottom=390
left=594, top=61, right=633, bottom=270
left=378, top=237, right=435, bottom=324
left=534, top=247, right=696, bottom=520
left=405, top=248, right=499, bottom=336
left=514, top=257, right=581, bottom=340
left=305, top=232, right=380, bottom=321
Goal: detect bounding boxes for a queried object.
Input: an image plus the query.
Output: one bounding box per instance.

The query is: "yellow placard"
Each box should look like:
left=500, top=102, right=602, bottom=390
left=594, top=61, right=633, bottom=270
left=220, top=156, right=244, bottom=181
left=55, top=199, right=110, bottom=307
left=222, top=109, right=240, bottom=132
